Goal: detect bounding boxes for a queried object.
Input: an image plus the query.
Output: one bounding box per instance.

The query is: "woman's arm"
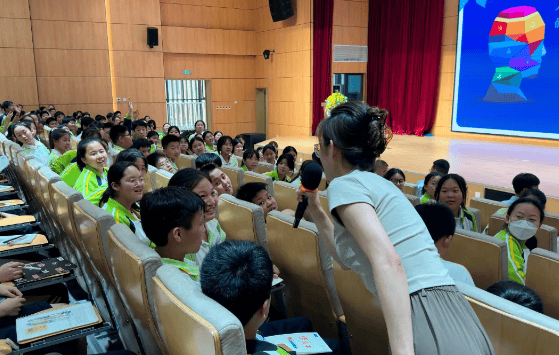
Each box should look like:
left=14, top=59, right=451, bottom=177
left=336, top=203, right=414, bottom=355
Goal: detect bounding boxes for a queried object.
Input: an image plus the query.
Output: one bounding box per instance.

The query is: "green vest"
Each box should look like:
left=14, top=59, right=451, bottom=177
left=74, top=165, right=108, bottom=205
left=102, top=198, right=139, bottom=229
left=162, top=258, right=200, bottom=282
left=494, top=229, right=526, bottom=285
left=51, top=150, right=77, bottom=174
left=60, top=163, right=81, bottom=187
left=420, top=192, right=432, bottom=204
left=265, top=170, right=291, bottom=183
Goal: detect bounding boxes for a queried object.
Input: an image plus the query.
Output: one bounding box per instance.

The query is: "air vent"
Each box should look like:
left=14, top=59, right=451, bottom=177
left=333, top=45, right=368, bottom=62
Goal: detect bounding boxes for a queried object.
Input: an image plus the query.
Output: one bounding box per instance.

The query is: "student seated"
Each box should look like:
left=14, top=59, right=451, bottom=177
left=372, top=159, right=388, bottom=176
left=496, top=188, right=547, bottom=216
left=12, top=122, right=49, bottom=165
left=420, top=172, right=443, bottom=204
left=265, top=153, right=294, bottom=182
left=214, top=131, right=223, bottom=144
left=268, top=140, right=279, bottom=150
left=435, top=174, right=478, bottom=232
left=140, top=187, right=206, bottom=281
left=167, top=125, right=181, bottom=137
left=62, top=116, right=78, bottom=136
left=203, top=131, right=216, bottom=153
left=290, top=160, right=314, bottom=186
left=502, top=173, right=540, bottom=205
left=45, top=117, right=57, bottom=129
left=179, top=132, right=190, bottom=155
left=131, top=139, right=151, bottom=158
left=74, top=138, right=108, bottom=206
left=56, top=128, right=101, bottom=185
left=415, top=159, right=450, bottom=197
left=147, top=130, right=161, bottom=149
left=415, top=203, right=475, bottom=286
left=256, top=146, right=265, bottom=162
left=195, top=153, right=222, bottom=170
left=161, top=134, right=180, bottom=173
left=262, top=144, right=277, bottom=165
left=131, top=120, right=148, bottom=141
left=384, top=168, right=406, bottom=192
left=486, top=280, right=543, bottom=314
left=493, top=198, right=544, bottom=285
left=233, top=138, right=244, bottom=157
left=146, top=152, right=174, bottom=174
left=283, top=146, right=297, bottom=161
left=200, top=164, right=234, bottom=196
left=99, top=161, right=147, bottom=243
left=241, top=149, right=259, bottom=172
left=109, top=125, right=133, bottom=152
left=189, top=136, right=206, bottom=157
left=116, top=148, right=148, bottom=176
left=200, top=240, right=339, bottom=355
left=48, top=128, right=72, bottom=168
left=236, top=182, right=279, bottom=219
left=234, top=134, right=245, bottom=149
left=168, top=169, right=226, bottom=267
left=217, top=136, right=238, bottom=167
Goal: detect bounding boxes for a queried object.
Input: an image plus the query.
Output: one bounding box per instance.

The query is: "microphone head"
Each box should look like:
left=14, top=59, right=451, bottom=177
left=301, top=163, right=323, bottom=190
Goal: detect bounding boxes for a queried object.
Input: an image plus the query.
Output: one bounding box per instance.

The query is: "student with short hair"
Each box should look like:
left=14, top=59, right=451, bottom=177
left=384, top=168, right=406, bottom=192
left=45, top=117, right=57, bottom=129
left=48, top=128, right=71, bottom=168
left=217, top=135, right=238, bottom=167
left=236, top=182, right=278, bottom=218
left=203, top=130, right=216, bottom=153
left=262, top=144, right=277, bottom=165
left=269, top=140, right=279, bottom=149
left=420, top=172, right=443, bottom=204
left=62, top=116, right=77, bottom=136
left=200, top=164, right=234, bottom=196
left=74, top=138, right=109, bottom=205
left=416, top=159, right=450, bottom=197
left=179, top=132, right=190, bottom=155
left=415, top=203, right=475, bottom=286
left=167, top=125, right=181, bottom=137
left=241, top=149, right=259, bottom=172
left=486, top=280, right=543, bottom=314
left=189, top=120, right=205, bottom=140
left=214, top=130, right=223, bottom=144
left=189, top=136, right=206, bottom=157
left=283, top=146, right=297, bottom=161
left=502, top=173, right=540, bottom=205
left=256, top=146, right=264, bottom=162
left=131, top=120, right=148, bottom=141
left=233, top=138, right=244, bottom=157
left=147, top=152, right=174, bottom=174
left=116, top=148, right=148, bottom=176
left=140, top=187, right=206, bottom=281
left=494, top=198, right=544, bottom=285
left=195, top=152, right=222, bottom=169
left=109, top=125, right=133, bottom=152
left=131, top=139, right=152, bottom=158
left=147, top=130, right=160, bottom=149
left=54, top=111, right=65, bottom=124
left=12, top=122, right=49, bottom=165
left=265, top=153, right=294, bottom=182
left=496, top=188, right=547, bottom=216
left=435, top=173, right=478, bottom=232
left=162, top=134, right=180, bottom=172
left=373, top=159, right=389, bottom=176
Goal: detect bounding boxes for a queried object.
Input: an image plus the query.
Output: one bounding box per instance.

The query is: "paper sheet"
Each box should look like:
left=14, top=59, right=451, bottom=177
left=265, top=332, right=332, bottom=355
left=0, top=234, right=36, bottom=245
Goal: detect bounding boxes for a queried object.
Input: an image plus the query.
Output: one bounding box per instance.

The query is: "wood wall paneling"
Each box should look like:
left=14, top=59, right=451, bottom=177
left=442, top=16, right=458, bottom=46
left=0, top=0, right=30, bottom=19
left=332, top=26, right=367, bottom=46
left=111, top=24, right=163, bottom=52
left=254, top=0, right=312, bottom=32
left=444, top=0, right=459, bottom=18
left=37, top=77, right=112, bottom=104
left=34, top=49, right=110, bottom=77
left=162, top=27, right=257, bottom=55
left=112, top=51, right=164, bottom=77
left=212, top=79, right=256, bottom=102
left=29, top=0, right=107, bottom=22
left=109, top=0, right=161, bottom=25
left=160, top=3, right=254, bottom=31
left=31, top=20, right=109, bottom=50
left=0, top=18, right=33, bottom=48
left=440, top=45, right=457, bottom=74
left=52, top=103, right=115, bottom=116
left=164, top=53, right=255, bottom=79
left=333, top=0, right=368, bottom=28
left=159, top=0, right=253, bottom=10
left=0, top=48, right=36, bottom=77
left=332, top=62, right=367, bottom=73
left=114, top=78, right=166, bottom=103
left=0, top=77, right=39, bottom=106
left=212, top=101, right=255, bottom=124
left=114, top=102, right=167, bottom=125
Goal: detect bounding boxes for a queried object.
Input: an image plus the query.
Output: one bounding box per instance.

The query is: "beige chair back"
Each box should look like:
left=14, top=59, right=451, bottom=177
left=151, top=265, right=247, bottom=355
left=543, top=211, right=559, bottom=236
left=273, top=181, right=298, bottom=211
left=445, top=228, right=508, bottom=289
left=526, top=248, right=559, bottom=320
left=220, top=166, right=243, bottom=195
left=154, top=169, right=173, bottom=189
left=403, top=182, right=418, bottom=196
left=37, top=166, right=61, bottom=215
left=468, top=206, right=482, bottom=232
left=470, top=197, right=508, bottom=232
left=255, top=162, right=274, bottom=174
left=404, top=194, right=419, bottom=206
left=318, top=176, right=328, bottom=191
left=267, top=211, right=343, bottom=339
left=176, top=154, right=194, bottom=170
left=488, top=213, right=558, bottom=252
left=241, top=171, right=274, bottom=197
left=144, top=165, right=157, bottom=194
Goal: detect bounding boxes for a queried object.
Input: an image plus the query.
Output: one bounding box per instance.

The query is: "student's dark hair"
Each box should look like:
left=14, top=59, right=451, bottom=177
left=236, top=182, right=267, bottom=204
left=95, top=115, right=105, bottom=121
left=147, top=130, right=159, bottom=139
left=132, top=139, right=151, bottom=150
left=45, top=117, right=57, bottom=126
left=519, top=188, right=547, bottom=210
left=200, top=164, right=220, bottom=176
left=106, top=112, right=114, bottom=119
left=62, top=116, right=75, bottom=124
left=116, top=148, right=148, bottom=171
left=373, top=159, right=388, bottom=172
left=146, top=152, right=166, bottom=168
left=194, top=120, right=205, bottom=129
left=168, top=168, right=210, bottom=191
left=103, top=122, right=114, bottom=130
left=80, top=116, right=94, bottom=129
left=276, top=153, right=295, bottom=171
left=167, top=125, right=181, bottom=135
left=140, top=187, right=205, bottom=247
left=317, top=101, right=391, bottom=171
left=232, top=139, right=242, bottom=151
left=57, top=123, right=68, bottom=130
left=99, top=161, right=141, bottom=207
left=161, top=134, right=180, bottom=149
left=113, top=111, right=121, bottom=116
left=283, top=146, right=297, bottom=156
left=486, top=281, right=543, bottom=314
left=90, top=121, right=104, bottom=131
left=200, top=240, right=273, bottom=326
left=82, top=112, right=90, bottom=117
left=195, top=153, right=222, bottom=169
left=234, top=134, right=244, bottom=141
left=214, top=130, right=223, bottom=137
left=216, top=135, right=233, bottom=154
left=435, top=173, right=468, bottom=208
left=512, top=173, right=540, bottom=194
left=1, top=101, right=14, bottom=110
left=189, top=136, right=205, bottom=150
left=415, top=203, right=456, bottom=243
left=40, top=110, right=49, bottom=117
left=507, top=198, right=545, bottom=224
left=262, top=144, right=276, bottom=156
left=242, top=149, right=257, bottom=168
left=202, top=130, right=214, bottom=140
left=81, top=127, right=102, bottom=140
left=132, top=120, right=148, bottom=131
left=77, top=138, right=104, bottom=170
left=54, top=111, right=65, bottom=118
left=432, top=159, right=450, bottom=175
left=384, top=168, right=406, bottom=182
left=147, top=119, right=156, bottom=129
left=422, top=172, right=443, bottom=194
left=291, top=160, right=315, bottom=182
left=179, top=131, right=190, bottom=142
left=49, top=128, right=70, bottom=150
left=109, top=125, right=129, bottom=144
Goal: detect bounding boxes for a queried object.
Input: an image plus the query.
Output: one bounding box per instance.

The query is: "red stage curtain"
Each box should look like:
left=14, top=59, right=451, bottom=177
left=312, top=0, right=334, bottom=134
left=367, top=0, right=444, bottom=136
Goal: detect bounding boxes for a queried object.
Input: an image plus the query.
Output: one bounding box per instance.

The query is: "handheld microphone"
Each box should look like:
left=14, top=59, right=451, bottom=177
left=293, top=163, right=323, bottom=228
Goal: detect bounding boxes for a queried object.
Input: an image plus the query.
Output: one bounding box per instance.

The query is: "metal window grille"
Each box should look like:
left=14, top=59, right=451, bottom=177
left=165, top=80, right=207, bottom=130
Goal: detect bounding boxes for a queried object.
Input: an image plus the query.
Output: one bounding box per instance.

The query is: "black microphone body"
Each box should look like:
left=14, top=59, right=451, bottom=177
left=293, top=163, right=323, bottom=228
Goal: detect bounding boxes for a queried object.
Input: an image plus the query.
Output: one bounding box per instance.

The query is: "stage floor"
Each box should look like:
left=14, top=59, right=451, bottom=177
left=259, top=135, right=559, bottom=197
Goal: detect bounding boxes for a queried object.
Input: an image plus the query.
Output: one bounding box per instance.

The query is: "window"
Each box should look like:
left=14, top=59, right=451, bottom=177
left=165, top=80, right=207, bottom=130
left=333, top=74, right=364, bottom=101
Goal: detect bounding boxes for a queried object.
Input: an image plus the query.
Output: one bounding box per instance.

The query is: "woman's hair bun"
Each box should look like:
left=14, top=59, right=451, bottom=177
left=365, top=106, right=391, bottom=156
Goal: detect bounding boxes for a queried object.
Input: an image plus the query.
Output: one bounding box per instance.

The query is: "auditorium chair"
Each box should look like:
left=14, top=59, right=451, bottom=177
left=241, top=171, right=274, bottom=197
left=401, top=170, right=425, bottom=184
left=233, top=155, right=243, bottom=167
left=70, top=138, right=78, bottom=150
left=266, top=211, right=344, bottom=339
left=144, top=164, right=157, bottom=194
left=457, top=281, right=559, bottom=355
left=543, top=211, right=559, bottom=237
left=468, top=206, right=482, bottom=231
left=403, top=183, right=418, bottom=196
left=36, top=166, right=64, bottom=251
left=404, top=194, right=420, bottom=206
left=176, top=154, right=194, bottom=170
left=151, top=265, right=247, bottom=355
left=525, top=248, right=559, bottom=320
left=154, top=169, right=173, bottom=189
left=255, top=161, right=274, bottom=174
left=220, top=165, right=243, bottom=195
left=318, top=175, right=328, bottom=191
left=487, top=212, right=558, bottom=252
left=332, top=261, right=389, bottom=355
left=217, top=194, right=268, bottom=251
left=72, top=199, right=142, bottom=353
left=469, top=197, right=508, bottom=232
left=444, top=228, right=508, bottom=289
left=318, top=190, right=334, bottom=222
left=107, top=224, right=168, bottom=355
left=273, top=181, right=298, bottom=211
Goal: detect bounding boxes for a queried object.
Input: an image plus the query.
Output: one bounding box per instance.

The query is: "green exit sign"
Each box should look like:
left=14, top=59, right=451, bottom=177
left=183, top=70, right=191, bottom=75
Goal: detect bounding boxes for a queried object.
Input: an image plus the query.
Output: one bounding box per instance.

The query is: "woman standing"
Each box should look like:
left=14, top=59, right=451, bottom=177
left=298, top=101, right=493, bottom=355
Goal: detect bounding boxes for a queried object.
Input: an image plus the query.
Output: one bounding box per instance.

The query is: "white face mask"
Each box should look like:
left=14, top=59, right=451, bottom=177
left=508, top=220, right=538, bottom=241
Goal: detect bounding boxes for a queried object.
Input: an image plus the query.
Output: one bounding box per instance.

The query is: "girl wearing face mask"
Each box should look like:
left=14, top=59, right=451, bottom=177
left=74, top=138, right=109, bottom=206
left=494, top=198, right=544, bottom=285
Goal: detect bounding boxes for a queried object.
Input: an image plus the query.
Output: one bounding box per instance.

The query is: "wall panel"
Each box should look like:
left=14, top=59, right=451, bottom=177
left=0, top=78, right=38, bottom=106
left=0, top=48, right=36, bottom=77
left=0, top=0, right=30, bottom=19
left=164, top=53, right=255, bottom=79
left=332, top=26, right=367, bottom=46
left=160, top=0, right=252, bottom=10
left=32, top=20, right=109, bottom=50
left=333, top=0, right=368, bottom=28
left=212, top=101, right=255, bottom=124
left=114, top=78, right=166, bottom=103
left=34, top=49, right=110, bottom=77
left=112, top=51, right=164, bottom=77
left=0, top=18, right=33, bottom=48
left=162, top=27, right=257, bottom=55
left=111, top=24, right=162, bottom=52
left=161, top=3, right=253, bottom=30
left=37, top=77, right=112, bottom=104
left=212, top=79, right=256, bottom=102
left=109, top=0, right=161, bottom=25
left=29, top=0, right=107, bottom=22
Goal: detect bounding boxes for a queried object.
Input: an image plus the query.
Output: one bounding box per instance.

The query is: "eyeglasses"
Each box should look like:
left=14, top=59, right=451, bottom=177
left=314, top=143, right=320, bottom=158
left=390, top=179, right=405, bottom=185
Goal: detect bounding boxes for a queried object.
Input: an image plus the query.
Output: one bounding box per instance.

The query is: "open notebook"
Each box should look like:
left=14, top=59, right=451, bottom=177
left=12, top=257, right=77, bottom=286
left=16, top=302, right=102, bottom=344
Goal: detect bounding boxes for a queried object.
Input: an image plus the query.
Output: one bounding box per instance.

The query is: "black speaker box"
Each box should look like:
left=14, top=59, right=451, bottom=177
left=269, top=0, right=294, bottom=22
left=241, top=133, right=267, bottom=151
left=147, top=27, right=158, bottom=48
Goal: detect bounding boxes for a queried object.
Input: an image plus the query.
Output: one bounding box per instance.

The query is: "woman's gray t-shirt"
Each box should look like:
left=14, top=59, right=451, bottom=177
left=328, top=169, right=455, bottom=296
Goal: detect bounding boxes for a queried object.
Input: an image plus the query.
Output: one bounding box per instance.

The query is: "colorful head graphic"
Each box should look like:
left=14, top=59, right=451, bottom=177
left=484, top=6, right=546, bottom=102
